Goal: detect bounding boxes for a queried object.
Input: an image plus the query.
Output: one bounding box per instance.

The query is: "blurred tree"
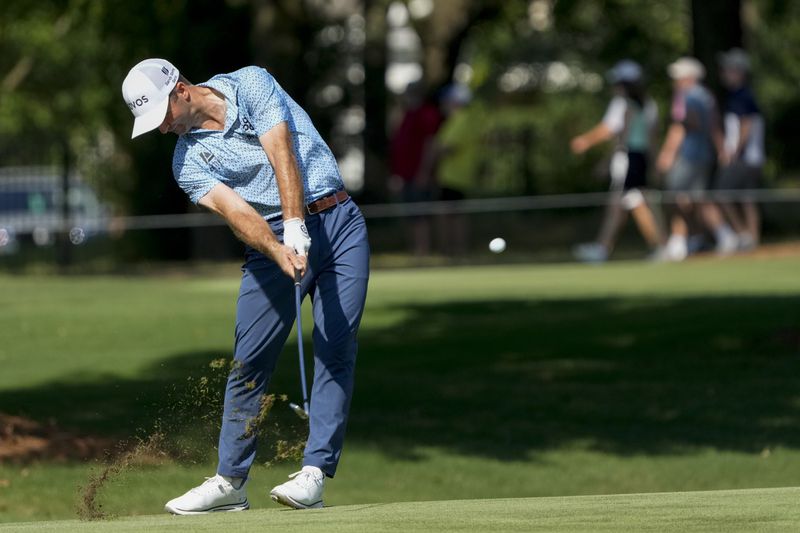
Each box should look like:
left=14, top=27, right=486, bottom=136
left=1, top=0, right=798, bottom=262
left=0, top=0, right=110, bottom=163
left=364, top=0, right=391, bottom=201
left=406, top=0, right=503, bottom=88
left=748, top=0, right=800, bottom=180
left=691, top=0, right=742, bottom=94
left=423, top=0, right=692, bottom=197
left=0, top=0, right=255, bottom=259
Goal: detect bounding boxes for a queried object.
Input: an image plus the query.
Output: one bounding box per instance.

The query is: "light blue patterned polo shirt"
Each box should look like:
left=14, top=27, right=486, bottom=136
left=172, top=66, right=344, bottom=218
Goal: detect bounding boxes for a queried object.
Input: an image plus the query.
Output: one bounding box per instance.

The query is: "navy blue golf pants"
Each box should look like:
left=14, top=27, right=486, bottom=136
left=217, top=198, right=369, bottom=479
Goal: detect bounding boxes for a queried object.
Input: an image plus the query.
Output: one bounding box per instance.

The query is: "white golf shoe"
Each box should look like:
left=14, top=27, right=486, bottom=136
left=164, top=474, right=249, bottom=515
left=572, top=242, right=608, bottom=263
left=715, top=230, right=739, bottom=256
left=664, top=235, right=688, bottom=262
left=270, top=466, right=325, bottom=509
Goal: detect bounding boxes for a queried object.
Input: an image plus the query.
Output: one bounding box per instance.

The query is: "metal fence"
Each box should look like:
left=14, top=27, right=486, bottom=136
left=1, top=164, right=799, bottom=269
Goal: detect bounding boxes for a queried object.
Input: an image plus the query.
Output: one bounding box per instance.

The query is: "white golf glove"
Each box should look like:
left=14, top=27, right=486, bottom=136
left=283, top=218, right=311, bottom=256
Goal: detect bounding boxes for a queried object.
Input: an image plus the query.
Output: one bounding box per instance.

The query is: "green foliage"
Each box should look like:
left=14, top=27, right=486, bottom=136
left=430, top=0, right=694, bottom=197
left=1, top=0, right=799, bottom=214
left=748, top=0, right=800, bottom=177
left=0, top=0, right=111, bottom=154
left=436, top=0, right=800, bottom=194
left=438, top=94, right=608, bottom=196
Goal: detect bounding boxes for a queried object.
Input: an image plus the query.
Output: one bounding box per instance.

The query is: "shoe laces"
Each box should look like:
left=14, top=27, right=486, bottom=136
left=288, top=469, right=323, bottom=489
left=191, top=475, right=228, bottom=495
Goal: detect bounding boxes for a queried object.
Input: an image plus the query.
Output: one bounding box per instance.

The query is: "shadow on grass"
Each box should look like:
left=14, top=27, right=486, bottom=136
left=1, top=295, right=799, bottom=462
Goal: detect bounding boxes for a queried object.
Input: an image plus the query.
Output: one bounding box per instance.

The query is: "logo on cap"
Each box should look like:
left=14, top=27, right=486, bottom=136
left=127, top=95, right=150, bottom=111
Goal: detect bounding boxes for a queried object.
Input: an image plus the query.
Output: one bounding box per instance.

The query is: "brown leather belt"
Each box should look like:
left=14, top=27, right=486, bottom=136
left=306, top=190, right=349, bottom=215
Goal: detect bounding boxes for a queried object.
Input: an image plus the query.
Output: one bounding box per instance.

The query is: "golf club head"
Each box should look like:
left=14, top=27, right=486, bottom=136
left=289, top=402, right=309, bottom=420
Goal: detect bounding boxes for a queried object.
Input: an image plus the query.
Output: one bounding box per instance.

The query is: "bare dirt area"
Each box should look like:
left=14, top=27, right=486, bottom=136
left=739, top=240, right=800, bottom=260
left=689, top=240, right=800, bottom=262
left=0, top=413, right=117, bottom=463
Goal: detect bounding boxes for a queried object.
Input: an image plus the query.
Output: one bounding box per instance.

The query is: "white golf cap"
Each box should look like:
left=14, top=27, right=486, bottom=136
left=122, top=58, right=179, bottom=138
left=667, top=57, right=705, bottom=81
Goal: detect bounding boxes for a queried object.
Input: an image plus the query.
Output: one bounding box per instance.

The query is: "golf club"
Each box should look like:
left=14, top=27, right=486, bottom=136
left=289, top=267, right=310, bottom=420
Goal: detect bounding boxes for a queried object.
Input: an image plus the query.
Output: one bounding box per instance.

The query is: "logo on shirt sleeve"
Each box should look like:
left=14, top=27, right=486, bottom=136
left=241, top=117, right=255, bottom=132
left=199, top=151, right=216, bottom=165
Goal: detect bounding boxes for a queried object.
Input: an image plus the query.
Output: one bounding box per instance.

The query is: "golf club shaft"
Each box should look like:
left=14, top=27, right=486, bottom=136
left=294, top=270, right=310, bottom=415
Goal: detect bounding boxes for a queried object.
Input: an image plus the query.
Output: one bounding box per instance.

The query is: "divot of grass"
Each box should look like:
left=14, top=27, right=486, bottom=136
left=77, top=433, right=168, bottom=521
left=76, top=359, right=307, bottom=519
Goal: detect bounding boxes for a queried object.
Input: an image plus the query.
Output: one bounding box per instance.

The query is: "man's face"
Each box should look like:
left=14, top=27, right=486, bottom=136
left=721, top=67, right=745, bottom=90
left=159, top=83, right=191, bottom=135
left=673, top=76, right=696, bottom=92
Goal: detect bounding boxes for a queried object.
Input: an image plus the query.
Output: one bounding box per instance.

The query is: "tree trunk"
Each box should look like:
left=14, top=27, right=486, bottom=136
left=362, top=0, right=389, bottom=202
left=691, top=0, right=742, bottom=94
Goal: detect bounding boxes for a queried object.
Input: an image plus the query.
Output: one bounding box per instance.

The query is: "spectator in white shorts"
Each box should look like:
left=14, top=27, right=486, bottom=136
left=714, top=48, right=764, bottom=250
left=656, top=57, right=738, bottom=260
left=571, top=60, right=665, bottom=262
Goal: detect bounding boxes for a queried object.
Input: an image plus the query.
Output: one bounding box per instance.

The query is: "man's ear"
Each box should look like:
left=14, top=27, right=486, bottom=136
left=175, top=81, right=190, bottom=101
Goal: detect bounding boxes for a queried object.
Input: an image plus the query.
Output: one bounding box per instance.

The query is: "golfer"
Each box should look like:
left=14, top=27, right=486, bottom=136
left=121, top=59, right=370, bottom=513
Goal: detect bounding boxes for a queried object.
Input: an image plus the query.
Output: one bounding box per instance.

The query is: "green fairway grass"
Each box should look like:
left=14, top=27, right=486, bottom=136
left=2, top=488, right=799, bottom=532
left=1, top=256, right=799, bottom=523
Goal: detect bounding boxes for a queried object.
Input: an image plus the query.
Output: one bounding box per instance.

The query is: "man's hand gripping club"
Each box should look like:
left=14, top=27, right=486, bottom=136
left=279, top=217, right=311, bottom=279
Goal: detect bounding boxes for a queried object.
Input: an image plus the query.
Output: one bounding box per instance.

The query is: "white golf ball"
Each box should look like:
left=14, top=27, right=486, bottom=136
left=489, top=237, right=506, bottom=253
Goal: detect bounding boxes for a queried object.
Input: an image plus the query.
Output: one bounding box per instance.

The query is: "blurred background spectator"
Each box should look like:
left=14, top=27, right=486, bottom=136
left=657, top=57, right=738, bottom=261
left=570, top=60, right=665, bottom=263
left=389, top=80, right=443, bottom=256
left=714, top=48, right=764, bottom=251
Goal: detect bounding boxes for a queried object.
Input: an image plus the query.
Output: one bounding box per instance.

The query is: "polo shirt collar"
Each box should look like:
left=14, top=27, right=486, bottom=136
left=189, top=79, right=238, bottom=135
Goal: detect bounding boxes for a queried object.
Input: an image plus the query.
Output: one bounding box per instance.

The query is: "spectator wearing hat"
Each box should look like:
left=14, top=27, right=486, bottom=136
left=714, top=48, right=764, bottom=250
left=570, top=60, right=665, bottom=262
left=656, top=57, right=738, bottom=260
left=389, top=81, right=444, bottom=256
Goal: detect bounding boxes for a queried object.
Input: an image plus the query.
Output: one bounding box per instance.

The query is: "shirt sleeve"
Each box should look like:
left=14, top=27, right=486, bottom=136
left=172, top=141, right=223, bottom=204
left=237, top=67, right=291, bottom=136
left=601, top=96, right=627, bottom=135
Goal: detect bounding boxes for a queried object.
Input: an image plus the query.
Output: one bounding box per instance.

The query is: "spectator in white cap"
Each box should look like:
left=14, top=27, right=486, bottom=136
left=656, top=56, right=738, bottom=260
left=713, top=48, right=764, bottom=250
left=570, top=60, right=665, bottom=262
